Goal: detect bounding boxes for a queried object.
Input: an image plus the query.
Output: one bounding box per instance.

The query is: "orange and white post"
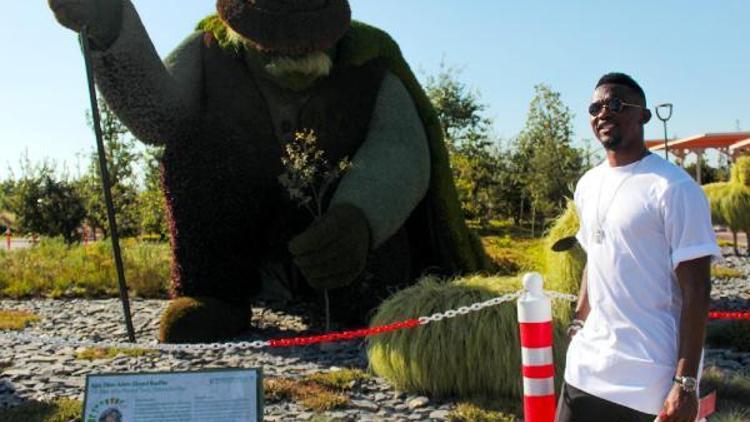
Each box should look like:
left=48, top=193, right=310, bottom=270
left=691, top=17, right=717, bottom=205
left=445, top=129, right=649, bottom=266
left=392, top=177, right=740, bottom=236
left=517, top=272, right=556, bottom=422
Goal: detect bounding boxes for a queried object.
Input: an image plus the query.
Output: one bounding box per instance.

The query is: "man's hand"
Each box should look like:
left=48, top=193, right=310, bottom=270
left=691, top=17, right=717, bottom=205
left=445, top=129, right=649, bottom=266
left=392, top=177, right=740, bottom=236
left=658, top=384, right=698, bottom=422
left=48, top=0, right=123, bottom=48
left=289, top=204, right=370, bottom=290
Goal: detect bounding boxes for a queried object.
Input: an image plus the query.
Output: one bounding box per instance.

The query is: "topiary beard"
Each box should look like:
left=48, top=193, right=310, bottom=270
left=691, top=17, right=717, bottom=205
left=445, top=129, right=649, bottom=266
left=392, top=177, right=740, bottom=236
left=227, top=26, right=334, bottom=91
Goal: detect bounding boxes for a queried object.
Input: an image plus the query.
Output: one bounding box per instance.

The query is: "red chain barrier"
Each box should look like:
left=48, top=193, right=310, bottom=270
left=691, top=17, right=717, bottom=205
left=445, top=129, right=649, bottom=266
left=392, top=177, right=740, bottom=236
left=708, top=311, right=750, bottom=320
left=268, top=318, right=422, bottom=348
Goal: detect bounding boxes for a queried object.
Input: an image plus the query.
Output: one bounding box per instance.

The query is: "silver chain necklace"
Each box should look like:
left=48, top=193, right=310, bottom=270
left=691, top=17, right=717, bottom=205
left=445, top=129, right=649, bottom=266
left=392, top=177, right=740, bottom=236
left=593, top=153, right=649, bottom=244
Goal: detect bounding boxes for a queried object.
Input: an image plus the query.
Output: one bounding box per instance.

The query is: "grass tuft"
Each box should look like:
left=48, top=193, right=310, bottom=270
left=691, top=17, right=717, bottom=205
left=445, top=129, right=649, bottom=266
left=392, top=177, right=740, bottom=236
left=717, top=238, right=735, bottom=248
left=74, top=347, right=156, bottom=361
left=304, top=369, right=370, bottom=392
left=448, top=402, right=517, bottom=422
left=0, top=398, right=82, bottom=422
left=264, top=376, right=349, bottom=412
left=711, top=265, right=744, bottom=279
left=0, top=309, right=40, bottom=330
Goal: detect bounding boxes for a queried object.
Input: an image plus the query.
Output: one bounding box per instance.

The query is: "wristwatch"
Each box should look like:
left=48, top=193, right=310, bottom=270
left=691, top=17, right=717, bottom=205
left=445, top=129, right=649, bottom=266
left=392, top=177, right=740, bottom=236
left=673, top=375, right=697, bottom=393
left=566, top=319, right=585, bottom=337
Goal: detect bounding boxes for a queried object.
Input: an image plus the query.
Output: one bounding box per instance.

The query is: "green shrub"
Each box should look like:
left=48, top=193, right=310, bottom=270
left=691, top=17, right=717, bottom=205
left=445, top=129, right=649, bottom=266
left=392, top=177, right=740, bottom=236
left=367, top=275, right=570, bottom=399
left=0, top=238, right=170, bottom=299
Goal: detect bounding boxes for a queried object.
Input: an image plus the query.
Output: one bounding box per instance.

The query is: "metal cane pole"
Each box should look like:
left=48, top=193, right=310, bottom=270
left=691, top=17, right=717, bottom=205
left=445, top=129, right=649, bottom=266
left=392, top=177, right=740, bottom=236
left=79, top=28, right=136, bottom=343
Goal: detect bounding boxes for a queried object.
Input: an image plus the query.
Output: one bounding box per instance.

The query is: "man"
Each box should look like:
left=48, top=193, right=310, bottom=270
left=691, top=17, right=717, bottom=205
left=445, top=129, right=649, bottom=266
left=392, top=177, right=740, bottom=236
left=557, top=73, right=720, bottom=422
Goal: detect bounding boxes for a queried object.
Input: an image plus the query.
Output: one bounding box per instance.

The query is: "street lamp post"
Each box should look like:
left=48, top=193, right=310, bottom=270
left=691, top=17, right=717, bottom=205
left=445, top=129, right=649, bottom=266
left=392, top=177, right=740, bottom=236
left=656, top=103, right=673, bottom=161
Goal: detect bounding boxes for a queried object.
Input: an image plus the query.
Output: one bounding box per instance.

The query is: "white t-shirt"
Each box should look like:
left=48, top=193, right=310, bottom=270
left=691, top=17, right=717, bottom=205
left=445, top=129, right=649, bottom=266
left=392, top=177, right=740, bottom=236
left=564, top=153, right=721, bottom=415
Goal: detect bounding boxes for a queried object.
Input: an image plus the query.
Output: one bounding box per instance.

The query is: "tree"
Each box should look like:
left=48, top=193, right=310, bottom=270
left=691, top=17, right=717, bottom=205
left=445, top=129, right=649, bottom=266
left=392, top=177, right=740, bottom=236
left=425, top=62, right=492, bottom=153
left=138, top=145, right=168, bottom=238
left=684, top=160, right=727, bottom=185
left=513, top=84, right=584, bottom=234
left=9, top=161, right=85, bottom=244
left=425, top=63, right=509, bottom=224
left=78, top=99, right=140, bottom=238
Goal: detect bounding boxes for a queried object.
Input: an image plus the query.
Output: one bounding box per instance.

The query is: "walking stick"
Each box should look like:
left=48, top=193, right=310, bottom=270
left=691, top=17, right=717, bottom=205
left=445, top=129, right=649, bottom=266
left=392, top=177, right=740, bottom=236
left=79, top=28, right=136, bottom=343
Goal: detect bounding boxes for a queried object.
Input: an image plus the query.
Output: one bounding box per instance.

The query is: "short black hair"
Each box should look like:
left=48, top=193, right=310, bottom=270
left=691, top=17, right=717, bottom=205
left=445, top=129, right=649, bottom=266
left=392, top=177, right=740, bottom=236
left=596, top=72, right=646, bottom=105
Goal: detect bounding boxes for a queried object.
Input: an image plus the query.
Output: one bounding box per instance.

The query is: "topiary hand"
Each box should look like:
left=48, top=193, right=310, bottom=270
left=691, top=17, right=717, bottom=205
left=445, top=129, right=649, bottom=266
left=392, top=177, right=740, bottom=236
left=289, top=204, right=371, bottom=290
left=48, top=0, right=123, bottom=49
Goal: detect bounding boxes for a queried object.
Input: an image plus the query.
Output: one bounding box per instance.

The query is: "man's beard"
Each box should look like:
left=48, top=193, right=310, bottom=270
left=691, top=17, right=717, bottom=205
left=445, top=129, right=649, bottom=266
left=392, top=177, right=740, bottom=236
left=600, top=135, right=622, bottom=151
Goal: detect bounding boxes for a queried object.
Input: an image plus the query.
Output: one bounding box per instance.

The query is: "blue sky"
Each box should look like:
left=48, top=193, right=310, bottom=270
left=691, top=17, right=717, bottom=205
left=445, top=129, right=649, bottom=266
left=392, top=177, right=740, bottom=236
left=1, top=1, right=748, bottom=178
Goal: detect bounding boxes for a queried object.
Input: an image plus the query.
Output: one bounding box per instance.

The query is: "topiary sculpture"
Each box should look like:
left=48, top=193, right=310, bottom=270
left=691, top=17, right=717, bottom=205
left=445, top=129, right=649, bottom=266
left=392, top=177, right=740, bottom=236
left=49, top=0, right=489, bottom=343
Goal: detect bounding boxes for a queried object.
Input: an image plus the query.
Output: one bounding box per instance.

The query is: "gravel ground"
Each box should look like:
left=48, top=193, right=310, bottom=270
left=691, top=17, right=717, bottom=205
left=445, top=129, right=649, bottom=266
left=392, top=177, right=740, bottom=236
left=1, top=249, right=749, bottom=420
left=0, top=299, right=458, bottom=421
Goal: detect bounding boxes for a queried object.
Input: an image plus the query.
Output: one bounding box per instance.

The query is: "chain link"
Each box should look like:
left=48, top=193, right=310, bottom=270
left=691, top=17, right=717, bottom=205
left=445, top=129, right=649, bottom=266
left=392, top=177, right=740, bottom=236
left=0, top=332, right=270, bottom=353
left=416, top=291, right=523, bottom=326
left=545, top=290, right=578, bottom=302
left=0, top=289, right=576, bottom=350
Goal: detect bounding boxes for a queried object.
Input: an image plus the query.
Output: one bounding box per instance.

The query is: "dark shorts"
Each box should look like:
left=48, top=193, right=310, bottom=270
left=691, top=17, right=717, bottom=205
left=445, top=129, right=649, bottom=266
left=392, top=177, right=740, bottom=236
left=555, top=383, right=657, bottom=422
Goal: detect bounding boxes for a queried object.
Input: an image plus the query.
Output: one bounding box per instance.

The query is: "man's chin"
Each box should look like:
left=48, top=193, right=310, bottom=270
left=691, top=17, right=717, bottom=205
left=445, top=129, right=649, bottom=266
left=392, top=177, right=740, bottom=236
left=600, top=137, right=621, bottom=151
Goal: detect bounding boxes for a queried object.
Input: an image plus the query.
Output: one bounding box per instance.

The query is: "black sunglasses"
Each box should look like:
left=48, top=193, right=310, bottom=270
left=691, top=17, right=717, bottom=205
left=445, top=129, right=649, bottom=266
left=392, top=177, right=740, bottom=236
left=588, top=98, right=647, bottom=116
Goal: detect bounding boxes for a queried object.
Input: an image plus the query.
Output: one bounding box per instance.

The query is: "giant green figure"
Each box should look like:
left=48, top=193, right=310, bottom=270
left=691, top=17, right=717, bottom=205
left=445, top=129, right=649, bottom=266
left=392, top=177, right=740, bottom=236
left=49, top=0, right=488, bottom=343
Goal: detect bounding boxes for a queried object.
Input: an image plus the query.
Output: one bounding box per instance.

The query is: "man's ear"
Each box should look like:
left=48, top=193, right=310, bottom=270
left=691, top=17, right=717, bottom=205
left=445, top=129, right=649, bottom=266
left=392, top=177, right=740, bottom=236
left=642, top=109, right=652, bottom=124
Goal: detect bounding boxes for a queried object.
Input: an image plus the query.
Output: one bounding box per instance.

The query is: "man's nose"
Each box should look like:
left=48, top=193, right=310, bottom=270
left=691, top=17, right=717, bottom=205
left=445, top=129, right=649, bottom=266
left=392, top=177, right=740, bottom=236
left=596, top=105, right=613, bottom=119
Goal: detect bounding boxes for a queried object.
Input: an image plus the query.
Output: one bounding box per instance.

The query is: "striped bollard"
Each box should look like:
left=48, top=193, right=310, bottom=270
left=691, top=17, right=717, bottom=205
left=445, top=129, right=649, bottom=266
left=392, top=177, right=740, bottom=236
left=518, top=272, right=556, bottom=422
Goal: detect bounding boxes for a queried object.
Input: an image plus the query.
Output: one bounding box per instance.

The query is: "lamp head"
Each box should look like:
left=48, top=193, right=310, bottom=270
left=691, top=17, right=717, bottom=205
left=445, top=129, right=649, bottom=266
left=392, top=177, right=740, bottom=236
left=655, top=103, right=673, bottom=122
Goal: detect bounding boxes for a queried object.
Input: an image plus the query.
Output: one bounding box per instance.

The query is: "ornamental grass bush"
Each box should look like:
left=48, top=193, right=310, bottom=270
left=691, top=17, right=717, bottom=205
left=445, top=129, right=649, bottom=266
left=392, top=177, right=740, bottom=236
left=719, top=184, right=750, bottom=234
left=544, top=201, right=585, bottom=295
left=729, top=156, right=750, bottom=186
left=367, top=275, right=571, bottom=399
left=704, top=157, right=750, bottom=253
left=0, top=238, right=170, bottom=299
left=702, top=182, right=729, bottom=227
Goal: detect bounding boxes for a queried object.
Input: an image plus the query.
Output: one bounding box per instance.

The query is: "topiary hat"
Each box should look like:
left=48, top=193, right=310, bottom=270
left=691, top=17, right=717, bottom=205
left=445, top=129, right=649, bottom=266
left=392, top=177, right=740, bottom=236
left=216, top=0, right=351, bottom=55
